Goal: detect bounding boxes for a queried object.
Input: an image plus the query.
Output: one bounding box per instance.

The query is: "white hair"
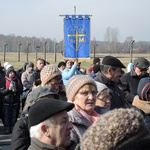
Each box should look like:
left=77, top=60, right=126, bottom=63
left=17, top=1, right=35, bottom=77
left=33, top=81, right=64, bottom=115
left=30, top=116, right=55, bottom=139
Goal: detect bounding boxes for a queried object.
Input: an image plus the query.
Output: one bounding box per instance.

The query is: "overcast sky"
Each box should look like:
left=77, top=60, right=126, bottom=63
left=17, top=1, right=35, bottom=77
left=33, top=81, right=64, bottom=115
left=0, top=0, right=150, bottom=42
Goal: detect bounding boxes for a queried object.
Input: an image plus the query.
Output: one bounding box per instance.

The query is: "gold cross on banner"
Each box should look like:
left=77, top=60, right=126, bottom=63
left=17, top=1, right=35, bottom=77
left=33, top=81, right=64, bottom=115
left=68, top=31, right=86, bottom=51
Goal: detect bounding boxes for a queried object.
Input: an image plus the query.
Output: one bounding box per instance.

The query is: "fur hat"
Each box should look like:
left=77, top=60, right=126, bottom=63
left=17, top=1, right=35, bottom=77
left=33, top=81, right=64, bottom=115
left=134, top=57, right=149, bottom=69
left=40, top=65, right=62, bottom=85
left=102, top=56, right=125, bottom=68
left=66, top=75, right=97, bottom=101
left=95, top=81, right=108, bottom=97
left=81, top=108, right=149, bottom=150
left=28, top=98, right=74, bottom=126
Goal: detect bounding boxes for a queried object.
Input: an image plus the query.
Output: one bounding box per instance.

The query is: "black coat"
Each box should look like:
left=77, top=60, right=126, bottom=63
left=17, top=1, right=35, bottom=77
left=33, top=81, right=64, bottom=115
left=120, top=69, right=149, bottom=103
left=95, top=71, right=125, bottom=110
left=0, top=77, right=22, bottom=105
left=11, top=110, right=30, bottom=150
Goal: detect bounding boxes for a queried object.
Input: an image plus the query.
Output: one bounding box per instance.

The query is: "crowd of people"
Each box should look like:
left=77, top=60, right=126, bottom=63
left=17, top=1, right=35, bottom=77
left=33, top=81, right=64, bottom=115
left=0, top=55, right=150, bottom=150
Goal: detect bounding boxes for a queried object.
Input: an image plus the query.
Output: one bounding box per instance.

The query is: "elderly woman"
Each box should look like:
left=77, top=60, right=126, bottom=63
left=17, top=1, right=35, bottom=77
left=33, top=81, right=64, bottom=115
left=94, top=81, right=111, bottom=114
left=66, top=75, right=100, bottom=144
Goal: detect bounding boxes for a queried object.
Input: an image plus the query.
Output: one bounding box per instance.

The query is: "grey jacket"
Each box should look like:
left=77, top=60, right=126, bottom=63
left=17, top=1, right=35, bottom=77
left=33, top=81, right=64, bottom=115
left=68, top=109, right=92, bottom=144
left=21, top=70, right=34, bottom=91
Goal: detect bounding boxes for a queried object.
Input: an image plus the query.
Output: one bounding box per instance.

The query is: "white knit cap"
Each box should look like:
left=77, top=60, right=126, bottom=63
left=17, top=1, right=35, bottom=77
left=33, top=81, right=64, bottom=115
left=95, top=81, right=108, bottom=97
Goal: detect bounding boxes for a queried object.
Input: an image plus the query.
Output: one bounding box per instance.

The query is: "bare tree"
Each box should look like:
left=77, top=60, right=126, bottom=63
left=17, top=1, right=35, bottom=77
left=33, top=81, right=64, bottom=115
left=104, top=27, right=119, bottom=53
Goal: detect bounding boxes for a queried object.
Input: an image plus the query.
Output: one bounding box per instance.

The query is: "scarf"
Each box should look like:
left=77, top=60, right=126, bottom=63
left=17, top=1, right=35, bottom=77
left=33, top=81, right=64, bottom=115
left=74, top=104, right=100, bottom=123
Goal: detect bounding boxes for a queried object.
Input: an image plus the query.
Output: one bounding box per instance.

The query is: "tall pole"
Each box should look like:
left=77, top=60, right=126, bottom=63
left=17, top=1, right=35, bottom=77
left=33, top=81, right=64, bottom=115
left=44, top=42, right=47, bottom=61
left=93, top=46, right=96, bottom=60
left=54, top=43, right=58, bottom=62
left=130, top=40, right=135, bottom=63
left=18, top=43, right=22, bottom=62
left=27, top=43, right=30, bottom=62
left=3, top=44, right=7, bottom=62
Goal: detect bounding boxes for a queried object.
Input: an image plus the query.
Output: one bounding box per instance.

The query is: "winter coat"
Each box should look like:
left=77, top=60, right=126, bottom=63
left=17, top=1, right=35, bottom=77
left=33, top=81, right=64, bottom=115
left=0, top=76, right=22, bottom=105
left=62, top=64, right=79, bottom=85
left=21, top=70, right=34, bottom=91
left=28, top=138, right=78, bottom=150
left=137, top=77, right=150, bottom=129
left=11, top=110, right=30, bottom=150
left=68, top=109, right=92, bottom=144
left=120, top=68, right=149, bottom=103
left=95, top=71, right=125, bottom=110
left=28, top=138, right=66, bottom=150
left=94, top=106, right=109, bottom=114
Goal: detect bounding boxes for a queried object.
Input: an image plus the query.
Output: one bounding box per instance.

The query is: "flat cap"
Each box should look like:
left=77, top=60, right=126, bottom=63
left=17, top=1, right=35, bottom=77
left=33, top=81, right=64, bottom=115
left=102, top=56, right=125, bottom=68
left=134, top=57, right=149, bottom=69
left=27, top=86, right=60, bottom=103
left=29, top=98, right=74, bottom=126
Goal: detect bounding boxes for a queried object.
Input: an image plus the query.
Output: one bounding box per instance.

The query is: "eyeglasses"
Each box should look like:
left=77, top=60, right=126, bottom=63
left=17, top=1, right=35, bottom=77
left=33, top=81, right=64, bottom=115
left=97, top=95, right=110, bottom=102
left=49, top=81, right=62, bottom=86
left=78, top=91, right=97, bottom=96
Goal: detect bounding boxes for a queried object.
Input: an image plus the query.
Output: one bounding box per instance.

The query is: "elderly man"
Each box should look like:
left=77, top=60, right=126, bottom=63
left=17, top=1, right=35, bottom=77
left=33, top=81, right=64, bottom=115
left=95, top=55, right=126, bottom=109
left=28, top=98, right=76, bottom=150
left=120, top=57, right=149, bottom=104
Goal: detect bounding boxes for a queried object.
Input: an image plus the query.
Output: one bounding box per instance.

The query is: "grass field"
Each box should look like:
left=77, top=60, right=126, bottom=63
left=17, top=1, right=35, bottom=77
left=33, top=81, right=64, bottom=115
left=0, top=52, right=149, bottom=72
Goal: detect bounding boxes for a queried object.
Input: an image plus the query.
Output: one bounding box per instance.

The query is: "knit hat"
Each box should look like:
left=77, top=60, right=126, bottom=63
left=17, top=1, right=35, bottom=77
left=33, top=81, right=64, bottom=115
left=137, top=77, right=150, bottom=101
left=27, top=86, right=60, bottom=104
left=66, top=75, right=97, bottom=101
left=134, top=57, right=149, bottom=69
left=26, top=62, right=34, bottom=70
left=3, top=62, right=9, bottom=68
left=40, top=65, right=62, bottom=85
left=102, top=56, right=126, bottom=68
left=93, top=57, right=100, bottom=64
left=95, top=81, right=108, bottom=97
left=5, top=63, right=14, bottom=71
left=81, top=108, right=149, bottom=150
left=29, top=98, right=74, bottom=126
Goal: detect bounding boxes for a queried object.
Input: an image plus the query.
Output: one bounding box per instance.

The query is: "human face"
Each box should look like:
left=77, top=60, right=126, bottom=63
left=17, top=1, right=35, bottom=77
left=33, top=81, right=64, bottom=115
left=47, top=111, right=73, bottom=148
left=47, top=76, right=62, bottom=92
left=134, top=66, right=148, bottom=77
left=109, top=67, right=122, bottom=83
left=27, top=66, right=34, bottom=72
left=66, top=61, right=73, bottom=69
left=73, top=84, right=97, bottom=115
left=36, top=60, right=44, bottom=70
left=60, top=65, right=66, bottom=71
left=9, top=71, right=15, bottom=78
left=96, top=89, right=111, bottom=108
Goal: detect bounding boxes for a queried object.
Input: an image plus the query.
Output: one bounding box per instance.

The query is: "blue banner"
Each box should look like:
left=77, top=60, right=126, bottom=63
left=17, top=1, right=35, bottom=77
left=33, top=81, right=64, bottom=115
left=64, top=15, right=90, bottom=59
